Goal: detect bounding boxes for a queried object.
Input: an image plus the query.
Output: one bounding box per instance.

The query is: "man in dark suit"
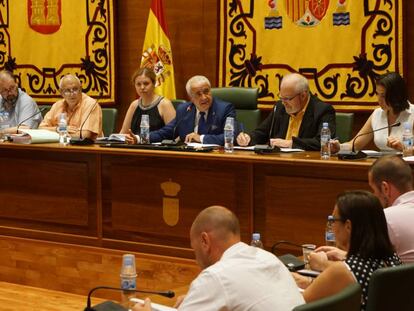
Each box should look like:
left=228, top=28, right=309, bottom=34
left=127, top=75, right=235, bottom=145
left=237, top=73, right=336, bottom=150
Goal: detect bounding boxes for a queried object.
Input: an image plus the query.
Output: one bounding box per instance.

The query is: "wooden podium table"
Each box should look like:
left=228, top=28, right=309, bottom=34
left=0, top=142, right=372, bottom=257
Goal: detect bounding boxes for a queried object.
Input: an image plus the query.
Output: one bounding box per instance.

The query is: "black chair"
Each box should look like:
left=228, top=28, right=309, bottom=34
left=365, top=263, right=414, bottom=311
left=38, top=104, right=51, bottom=118
left=210, top=87, right=260, bottom=133
left=293, top=283, right=361, bottom=311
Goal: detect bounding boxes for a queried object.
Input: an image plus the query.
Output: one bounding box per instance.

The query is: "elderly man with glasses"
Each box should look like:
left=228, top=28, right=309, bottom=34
left=237, top=73, right=336, bottom=150
left=0, top=70, right=42, bottom=135
left=40, top=74, right=102, bottom=140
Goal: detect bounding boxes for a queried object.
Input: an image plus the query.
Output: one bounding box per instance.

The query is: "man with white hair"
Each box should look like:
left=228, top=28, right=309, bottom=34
left=237, top=73, right=336, bottom=150
left=0, top=70, right=42, bottom=134
left=146, top=75, right=235, bottom=145
left=39, top=74, right=102, bottom=139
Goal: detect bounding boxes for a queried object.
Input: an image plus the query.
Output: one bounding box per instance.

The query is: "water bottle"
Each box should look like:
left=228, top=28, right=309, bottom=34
left=320, top=122, right=331, bottom=160
left=120, top=254, right=137, bottom=307
left=57, top=113, right=70, bottom=146
left=140, top=114, right=150, bottom=144
left=325, top=216, right=336, bottom=246
left=250, top=232, right=263, bottom=248
left=402, top=122, right=413, bottom=157
left=224, top=117, right=234, bottom=153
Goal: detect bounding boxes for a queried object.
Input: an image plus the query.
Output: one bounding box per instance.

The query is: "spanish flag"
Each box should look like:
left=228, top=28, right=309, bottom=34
left=141, top=0, right=176, bottom=100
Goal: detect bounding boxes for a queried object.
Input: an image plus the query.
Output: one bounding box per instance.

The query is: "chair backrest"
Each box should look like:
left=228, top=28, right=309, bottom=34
left=38, top=104, right=51, bottom=118
left=210, top=87, right=260, bottom=133
left=365, top=263, right=414, bottom=311
left=293, top=283, right=361, bottom=311
left=171, top=99, right=186, bottom=109
left=335, top=112, right=354, bottom=143
left=102, top=108, right=118, bottom=137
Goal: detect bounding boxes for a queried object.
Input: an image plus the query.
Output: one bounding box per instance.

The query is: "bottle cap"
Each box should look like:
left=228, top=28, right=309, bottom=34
left=120, top=254, right=137, bottom=277
left=322, top=122, right=328, bottom=127
left=252, top=233, right=261, bottom=241
left=327, top=215, right=334, bottom=221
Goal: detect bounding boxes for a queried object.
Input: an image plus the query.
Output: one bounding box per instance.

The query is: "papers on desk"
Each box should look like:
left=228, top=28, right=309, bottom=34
left=362, top=150, right=402, bottom=158
left=234, top=146, right=304, bottom=152
left=186, top=142, right=219, bottom=148
left=403, top=156, right=414, bottom=163
left=95, top=134, right=126, bottom=144
left=11, top=129, right=59, bottom=144
left=130, top=298, right=177, bottom=311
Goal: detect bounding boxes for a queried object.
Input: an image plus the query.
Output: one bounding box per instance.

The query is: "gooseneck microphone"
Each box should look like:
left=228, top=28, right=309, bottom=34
left=254, top=104, right=280, bottom=154
left=338, top=121, right=401, bottom=160
left=161, top=104, right=192, bottom=146
left=70, top=93, right=102, bottom=146
left=84, top=286, right=175, bottom=311
left=16, top=107, right=46, bottom=133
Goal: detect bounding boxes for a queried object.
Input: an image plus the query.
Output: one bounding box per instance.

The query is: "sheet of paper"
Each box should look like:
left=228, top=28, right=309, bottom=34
left=130, top=298, right=177, bottom=311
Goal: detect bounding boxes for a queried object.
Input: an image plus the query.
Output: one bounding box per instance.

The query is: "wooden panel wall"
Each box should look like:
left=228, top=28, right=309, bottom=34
left=115, top=1, right=414, bottom=132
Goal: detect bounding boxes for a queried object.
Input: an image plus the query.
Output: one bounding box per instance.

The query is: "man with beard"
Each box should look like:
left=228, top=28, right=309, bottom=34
left=0, top=70, right=42, bottom=134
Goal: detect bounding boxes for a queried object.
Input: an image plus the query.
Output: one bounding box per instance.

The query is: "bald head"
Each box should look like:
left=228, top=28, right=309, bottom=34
left=59, top=74, right=81, bottom=89
left=191, top=206, right=240, bottom=239
left=0, top=70, right=16, bottom=84
left=281, top=73, right=309, bottom=94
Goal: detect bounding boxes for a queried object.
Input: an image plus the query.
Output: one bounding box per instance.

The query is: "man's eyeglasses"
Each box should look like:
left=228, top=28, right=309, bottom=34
left=0, top=85, right=17, bottom=94
left=61, top=88, right=81, bottom=96
left=327, top=215, right=344, bottom=224
left=278, top=92, right=300, bottom=102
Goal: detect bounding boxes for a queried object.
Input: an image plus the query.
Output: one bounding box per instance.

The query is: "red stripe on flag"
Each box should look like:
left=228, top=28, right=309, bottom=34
left=151, top=0, right=169, bottom=37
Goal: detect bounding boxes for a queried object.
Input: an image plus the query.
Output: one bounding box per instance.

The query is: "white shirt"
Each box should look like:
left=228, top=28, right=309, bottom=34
left=371, top=103, right=414, bottom=150
left=385, top=191, right=414, bottom=263
left=179, top=242, right=304, bottom=311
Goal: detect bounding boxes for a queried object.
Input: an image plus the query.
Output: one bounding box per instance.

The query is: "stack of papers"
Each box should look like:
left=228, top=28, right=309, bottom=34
left=95, top=134, right=126, bottom=144
left=130, top=298, right=177, bottom=311
left=11, top=129, right=59, bottom=144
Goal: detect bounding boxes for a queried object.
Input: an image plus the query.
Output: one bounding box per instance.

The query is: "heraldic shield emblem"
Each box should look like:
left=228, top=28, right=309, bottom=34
left=284, top=0, right=329, bottom=26
left=28, top=0, right=62, bottom=34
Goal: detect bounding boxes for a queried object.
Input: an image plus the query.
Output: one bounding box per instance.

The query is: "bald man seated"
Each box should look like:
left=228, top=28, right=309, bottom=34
left=133, top=206, right=304, bottom=311
left=237, top=73, right=336, bottom=150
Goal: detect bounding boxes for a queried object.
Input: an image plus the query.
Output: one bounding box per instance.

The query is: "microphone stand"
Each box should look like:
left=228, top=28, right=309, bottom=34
left=338, top=121, right=401, bottom=160
left=71, top=93, right=102, bottom=146
left=16, top=107, right=46, bottom=134
left=254, top=104, right=280, bottom=154
left=84, top=286, right=175, bottom=311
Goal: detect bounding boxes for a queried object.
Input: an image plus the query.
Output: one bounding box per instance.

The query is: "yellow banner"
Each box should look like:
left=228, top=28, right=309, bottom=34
left=141, top=0, right=176, bottom=100
left=0, top=0, right=115, bottom=104
left=218, top=0, right=403, bottom=110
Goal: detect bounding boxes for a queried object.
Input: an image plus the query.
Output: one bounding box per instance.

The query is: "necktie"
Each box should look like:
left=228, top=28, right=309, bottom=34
left=198, top=112, right=207, bottom=134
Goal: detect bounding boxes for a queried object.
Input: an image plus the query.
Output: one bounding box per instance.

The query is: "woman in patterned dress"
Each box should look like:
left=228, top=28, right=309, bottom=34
left=293, top=190, right=402, bottom=310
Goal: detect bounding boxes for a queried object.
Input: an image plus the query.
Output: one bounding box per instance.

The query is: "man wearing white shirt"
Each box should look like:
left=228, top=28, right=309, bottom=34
left=133, top=206, right=304, bottom=311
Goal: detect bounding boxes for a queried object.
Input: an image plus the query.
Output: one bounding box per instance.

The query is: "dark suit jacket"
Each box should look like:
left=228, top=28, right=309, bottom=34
left=250, top=94, right=336, bottom=150
left=150, top=98, right=236, bottom=145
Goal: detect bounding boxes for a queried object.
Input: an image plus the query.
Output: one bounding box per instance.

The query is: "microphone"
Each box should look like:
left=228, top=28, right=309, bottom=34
left=16, top=107, right=46, bottom=133
left=84, top=286, right=175, bottom=311
left=161, top=104, right=192, bottom=146
left=70, top=93, right=102, bottom=146
left=338, top=121, right=401, bottom=160
left=271, top=240, right=310, bottom=271
left=253, top=103, right=280, bottom=154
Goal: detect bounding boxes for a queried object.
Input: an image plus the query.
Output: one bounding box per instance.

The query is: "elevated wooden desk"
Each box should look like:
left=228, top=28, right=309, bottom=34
left=0, top=143, right=372, bottom=257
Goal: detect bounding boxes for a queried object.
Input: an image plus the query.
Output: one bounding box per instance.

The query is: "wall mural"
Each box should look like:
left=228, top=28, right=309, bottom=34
left=0, top=0, right=115, bottom=104
left=218, top=0, right=403, bottom=110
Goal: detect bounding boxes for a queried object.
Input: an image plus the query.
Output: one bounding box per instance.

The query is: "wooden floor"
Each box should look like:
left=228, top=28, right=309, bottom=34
left=0, top=281, right=106, bottom=311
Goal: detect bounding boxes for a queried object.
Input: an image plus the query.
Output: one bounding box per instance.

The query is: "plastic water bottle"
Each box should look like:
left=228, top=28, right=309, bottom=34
left=140, top=114, right=150, bottom=144
left=320, top=122, right=331, bottom=160
left=224, top=117, right=234, bottom=153
left=325, top=216, right=336, bottom=246
left=250, top=233, right=263, bottom=248
left=120, top=254, right=137, bottom=308
left=402, top=122, right=413, bottom=157
left=57, top=113, right=70, bottom=146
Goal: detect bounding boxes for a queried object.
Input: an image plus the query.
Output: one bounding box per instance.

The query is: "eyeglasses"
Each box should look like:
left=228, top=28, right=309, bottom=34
left=327, top=215, right=344, bottom=224
left=278, top=92, right=301, bottom=102
left=192, top=88, right=211, bottom=98
left=0, top=85, right=17, bottom=94
left=61, top=88, right=81, bottom=96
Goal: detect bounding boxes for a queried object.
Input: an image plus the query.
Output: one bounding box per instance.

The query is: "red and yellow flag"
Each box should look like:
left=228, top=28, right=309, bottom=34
left=141, top=0, right=176, bottom=100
